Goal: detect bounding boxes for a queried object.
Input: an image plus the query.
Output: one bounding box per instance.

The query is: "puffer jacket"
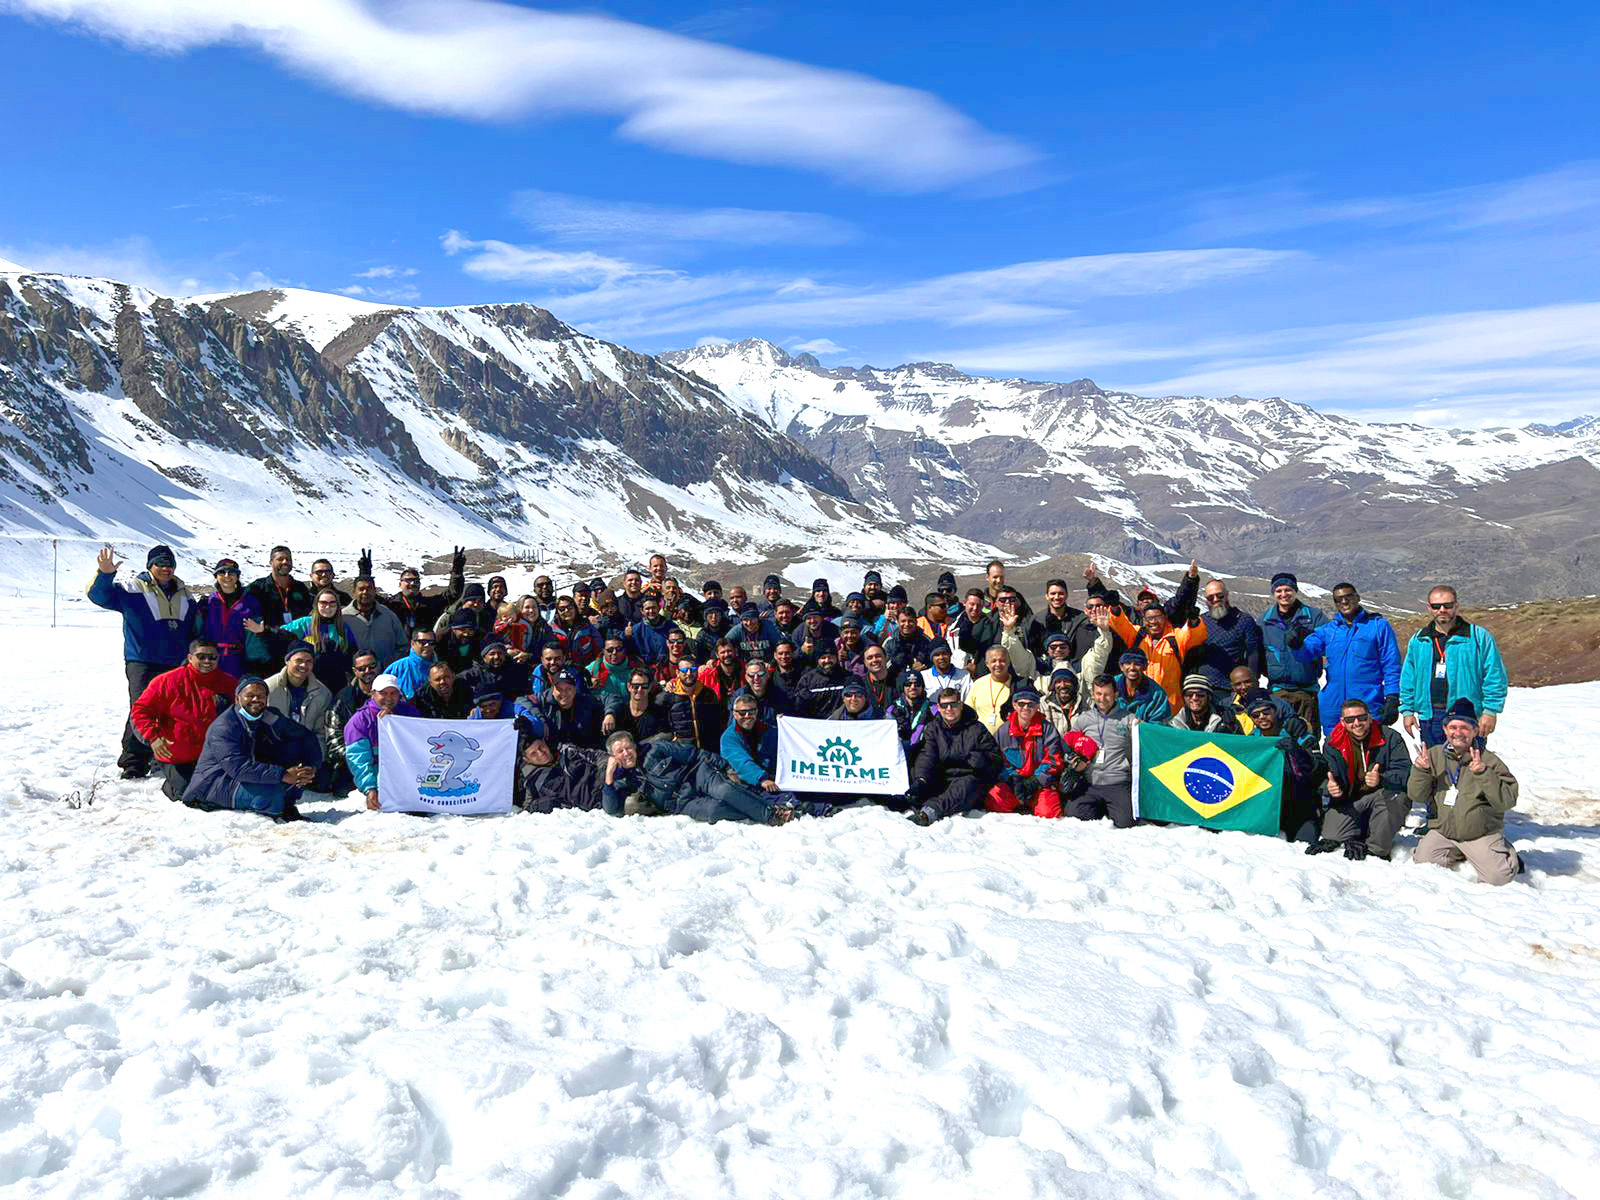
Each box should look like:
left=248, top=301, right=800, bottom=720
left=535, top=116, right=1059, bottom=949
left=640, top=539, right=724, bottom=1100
left=1294, top=608, right=1402, bottom=735
left=1070, top=704, right=1134, bottom=785
left=88, top=569, right=193, bottom=666
left=129, top=663, right=239, bottom=763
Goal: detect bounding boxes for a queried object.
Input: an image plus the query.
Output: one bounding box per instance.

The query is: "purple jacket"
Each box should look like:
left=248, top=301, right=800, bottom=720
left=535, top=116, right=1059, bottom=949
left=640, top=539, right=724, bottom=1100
left=342, top=698, right=420, bottom=793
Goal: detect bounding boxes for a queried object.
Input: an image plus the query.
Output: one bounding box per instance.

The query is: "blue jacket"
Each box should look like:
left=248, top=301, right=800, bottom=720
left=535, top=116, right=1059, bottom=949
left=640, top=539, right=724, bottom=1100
left=183, top=707, right=322, bottom=814
left=1399, top=619, right=1508, bottom=718
left=721, top=720, right=778, bottom=788
left=627, top=617, right=681, bottom=666
left=1295, top=608, right=1402, bottom=733
left=1260, top=600, right=1328, bottom=690
left=384, top=652, right=435, bottom=698
left=89, top=570, right=194, bottom=666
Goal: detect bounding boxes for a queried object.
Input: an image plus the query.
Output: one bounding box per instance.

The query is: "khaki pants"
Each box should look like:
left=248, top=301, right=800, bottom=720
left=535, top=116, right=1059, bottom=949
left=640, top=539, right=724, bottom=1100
left=1414, top=829, right=1519, bottom=886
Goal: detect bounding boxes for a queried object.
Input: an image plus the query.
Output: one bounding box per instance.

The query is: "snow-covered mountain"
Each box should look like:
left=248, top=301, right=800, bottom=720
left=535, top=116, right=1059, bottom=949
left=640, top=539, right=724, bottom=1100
left=667, top=339, right=1600, bottom=600
left=0, top=270, right=998, bottom=584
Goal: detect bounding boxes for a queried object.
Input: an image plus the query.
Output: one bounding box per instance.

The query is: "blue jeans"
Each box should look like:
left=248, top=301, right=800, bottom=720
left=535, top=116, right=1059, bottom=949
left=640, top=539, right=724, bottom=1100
left=231, top=779, right=289, bottom=816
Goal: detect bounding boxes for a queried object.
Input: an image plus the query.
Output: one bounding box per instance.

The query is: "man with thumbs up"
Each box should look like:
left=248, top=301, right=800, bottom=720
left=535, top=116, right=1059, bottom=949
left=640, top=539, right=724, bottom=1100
left=1407, top=699, right=1520, bottom=884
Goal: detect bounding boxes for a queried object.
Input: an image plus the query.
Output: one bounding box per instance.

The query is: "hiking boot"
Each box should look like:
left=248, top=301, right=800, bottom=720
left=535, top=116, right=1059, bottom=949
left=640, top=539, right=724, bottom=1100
left=907, top=807, right=934, bottom=827
left=768, top=803, right=798, bottom=826
left=120, top=766, right=149, bottom=780
left=1342, top=840, right=1368, bottom=862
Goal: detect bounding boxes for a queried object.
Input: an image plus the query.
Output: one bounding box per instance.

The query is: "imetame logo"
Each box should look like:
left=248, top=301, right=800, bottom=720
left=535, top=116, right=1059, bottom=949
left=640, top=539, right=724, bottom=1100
left=1148, top=740, right=1271, bottom=819
left=786, top=735, right=889, bottom=782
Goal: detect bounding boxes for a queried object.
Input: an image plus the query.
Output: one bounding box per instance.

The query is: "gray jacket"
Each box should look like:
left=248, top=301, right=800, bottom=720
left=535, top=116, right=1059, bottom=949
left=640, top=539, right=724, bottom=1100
left=1071, top=704, right=1134, bottom=786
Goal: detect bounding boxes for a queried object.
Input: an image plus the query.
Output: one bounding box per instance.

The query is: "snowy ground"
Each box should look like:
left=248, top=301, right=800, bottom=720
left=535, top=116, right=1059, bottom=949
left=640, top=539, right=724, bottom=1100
left=4, top=601, right=1600, bottom=1199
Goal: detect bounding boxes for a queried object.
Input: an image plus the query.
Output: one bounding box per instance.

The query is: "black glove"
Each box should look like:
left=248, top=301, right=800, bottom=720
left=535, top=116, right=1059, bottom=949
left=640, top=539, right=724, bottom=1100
left=1343, top=841, right=1368, bottom=862
left=357, top=548, right=373, bottom=578
left=1379, top=695, right=1399, bottom=726
left=1305, top=838, right=1342, bottom=856
left=1287, top=626, right=1308, bottom=649
left=451, top=546, right=467, bottom=576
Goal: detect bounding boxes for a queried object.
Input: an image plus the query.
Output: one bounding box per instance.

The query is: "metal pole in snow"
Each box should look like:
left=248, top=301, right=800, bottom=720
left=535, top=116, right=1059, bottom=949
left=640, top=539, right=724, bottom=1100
left=52, top=538, right=58, bottom=627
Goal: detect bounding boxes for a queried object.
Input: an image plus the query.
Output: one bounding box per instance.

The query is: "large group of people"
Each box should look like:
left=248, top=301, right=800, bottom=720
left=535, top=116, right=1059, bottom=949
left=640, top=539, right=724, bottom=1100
left=91, top=542, right=1521, bottom=884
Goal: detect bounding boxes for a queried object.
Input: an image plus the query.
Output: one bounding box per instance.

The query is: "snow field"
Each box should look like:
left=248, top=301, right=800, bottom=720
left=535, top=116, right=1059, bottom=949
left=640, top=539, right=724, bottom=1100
left=3, top=614, right=1600, bottom=1198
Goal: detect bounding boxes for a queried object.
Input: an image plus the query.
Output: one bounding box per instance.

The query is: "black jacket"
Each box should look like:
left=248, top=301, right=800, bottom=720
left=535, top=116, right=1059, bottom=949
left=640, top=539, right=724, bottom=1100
left=912, top=708, right=1000, bottom=792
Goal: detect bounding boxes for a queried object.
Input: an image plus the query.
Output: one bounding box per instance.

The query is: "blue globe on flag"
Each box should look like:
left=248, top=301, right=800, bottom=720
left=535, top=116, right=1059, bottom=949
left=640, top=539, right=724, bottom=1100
left=1183, top=756, right=1235, bottom=806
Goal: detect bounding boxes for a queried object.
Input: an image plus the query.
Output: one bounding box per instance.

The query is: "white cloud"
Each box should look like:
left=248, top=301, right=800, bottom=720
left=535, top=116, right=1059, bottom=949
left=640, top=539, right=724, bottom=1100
left=789, top=337, right=847, bottom=355
left=5, top=0, right=1035, bottom=189
left=336, top=282, right=421, bottom=303
left=694, top=335, right=733, bottom=348
left=512, top=190, right=857, bottom=247
left=354, top=265, right=418, bottom=279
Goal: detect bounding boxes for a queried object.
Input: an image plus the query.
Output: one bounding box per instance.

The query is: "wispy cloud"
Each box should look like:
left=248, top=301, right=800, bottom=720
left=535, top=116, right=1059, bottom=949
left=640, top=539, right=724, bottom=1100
left=354, top=264, right=418, bottom=279
left=1182, top=163, right=1600, bottom=241
left=4, top=0, right=1035, bottom=189
left=0, top=233, right=282, bottom=296
left=439, top=229, right=1298, bottom=341
left=512, top=190, right=857, bottom=247
left=337, top=282, right=422, bottom=303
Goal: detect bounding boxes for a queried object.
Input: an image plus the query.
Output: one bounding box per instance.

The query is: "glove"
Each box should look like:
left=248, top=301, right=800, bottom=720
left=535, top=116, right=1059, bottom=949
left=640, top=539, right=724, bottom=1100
left=1379, top=695, right=1400, bottom=726
left=357, top=547, right=373, bottom=578
left=1343, top=841, right=1368, bottom=862
left=1287, top=626, right=1308, bottom=649
left=451, top=546, right=467, bottom=576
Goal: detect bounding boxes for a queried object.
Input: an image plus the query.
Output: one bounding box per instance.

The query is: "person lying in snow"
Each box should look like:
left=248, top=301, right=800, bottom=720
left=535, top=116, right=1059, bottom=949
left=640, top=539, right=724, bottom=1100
left=599, top=731, right=796, bottom=825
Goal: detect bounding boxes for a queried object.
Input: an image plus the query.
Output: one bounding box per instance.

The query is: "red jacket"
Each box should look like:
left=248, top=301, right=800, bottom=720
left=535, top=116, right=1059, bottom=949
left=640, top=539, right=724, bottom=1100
left=130, top=664, right=239, bottom=763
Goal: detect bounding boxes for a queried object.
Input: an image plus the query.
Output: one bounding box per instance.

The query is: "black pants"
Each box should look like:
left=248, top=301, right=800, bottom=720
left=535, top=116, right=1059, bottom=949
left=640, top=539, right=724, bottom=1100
left=921, top=774, right=986, bottom=820
left=120, top=661, right=167, bottom=773
left=1065, top=780, right=1135, bottom=828
left=161, top=761, right=196, bottom=802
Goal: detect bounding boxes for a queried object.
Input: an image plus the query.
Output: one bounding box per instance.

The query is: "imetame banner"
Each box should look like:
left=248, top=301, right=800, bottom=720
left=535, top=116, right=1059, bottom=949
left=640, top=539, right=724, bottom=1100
left=377, top=715, right=516, bottom=814
left=775, top=716, right=908, bottom=795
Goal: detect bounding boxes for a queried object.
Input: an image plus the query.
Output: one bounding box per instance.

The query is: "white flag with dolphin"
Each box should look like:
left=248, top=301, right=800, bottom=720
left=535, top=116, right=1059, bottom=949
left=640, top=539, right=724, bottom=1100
left=377, top=715, right=516, bottom=814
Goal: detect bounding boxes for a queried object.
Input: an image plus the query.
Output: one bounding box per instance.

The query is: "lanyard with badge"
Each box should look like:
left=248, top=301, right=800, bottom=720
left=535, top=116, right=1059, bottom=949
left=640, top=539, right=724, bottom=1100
left=1442, top=759, right=1462, bottom=808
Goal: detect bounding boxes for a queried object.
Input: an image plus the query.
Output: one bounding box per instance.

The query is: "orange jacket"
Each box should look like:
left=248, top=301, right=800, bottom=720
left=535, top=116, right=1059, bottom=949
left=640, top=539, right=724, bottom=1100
left=1107, top=611, right=1208, bottom=709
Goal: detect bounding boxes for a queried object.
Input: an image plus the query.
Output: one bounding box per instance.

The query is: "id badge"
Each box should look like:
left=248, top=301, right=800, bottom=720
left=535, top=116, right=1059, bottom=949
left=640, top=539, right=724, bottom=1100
left=1434, top=660, right=1447, bottom=680
left=1442, top=785, right=1458, bottom=808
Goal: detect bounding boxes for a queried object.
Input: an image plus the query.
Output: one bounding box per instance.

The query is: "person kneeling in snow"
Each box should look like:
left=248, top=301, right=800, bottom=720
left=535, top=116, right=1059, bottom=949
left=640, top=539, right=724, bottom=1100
left=182, top=676, right=321, bottom=821
left=600, top=731, right=795, bottom=825
left=985, top=686, right=1067, bottom=817
left=1407, top=699, right=1520, bottom=885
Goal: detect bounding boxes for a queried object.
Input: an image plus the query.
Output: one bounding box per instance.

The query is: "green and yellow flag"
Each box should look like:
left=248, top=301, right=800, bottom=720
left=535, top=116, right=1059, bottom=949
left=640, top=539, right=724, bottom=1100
left=1133, top=724, right=1284, bottom=835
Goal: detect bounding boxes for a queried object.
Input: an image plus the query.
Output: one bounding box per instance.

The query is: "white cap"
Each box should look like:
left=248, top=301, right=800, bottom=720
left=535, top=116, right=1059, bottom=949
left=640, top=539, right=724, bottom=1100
left=372, top=673, right=401, bottom=693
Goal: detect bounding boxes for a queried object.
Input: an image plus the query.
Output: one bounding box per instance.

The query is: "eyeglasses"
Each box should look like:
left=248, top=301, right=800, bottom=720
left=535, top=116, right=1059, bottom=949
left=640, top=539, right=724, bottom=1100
left=1429, top=602, right=1457, bottom=610
left=317, top=599, right=339, bottom=606
left=1012, top=699, right=1038, bottom=708
left=1341, top=714, right=1371, bottom=724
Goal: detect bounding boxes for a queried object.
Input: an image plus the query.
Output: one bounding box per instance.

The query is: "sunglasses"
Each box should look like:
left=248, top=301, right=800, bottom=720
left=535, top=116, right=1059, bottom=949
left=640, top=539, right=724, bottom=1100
left=192, top=653, right=218, bottom=661
left=1341, top=714, right=1371, bottom=724
left=1429, top=602, right=1457, bottom=610
left=413, top=638, right=436, bottom=646
left=317, top=599, right=339, bottom=606
left=627, top=682, right=650, bottom=689
left=1333, top=593, right=1359, bottom=603
left=937, top=700, right=964, bottom=709
left=214, top=568, right=239, bottom=577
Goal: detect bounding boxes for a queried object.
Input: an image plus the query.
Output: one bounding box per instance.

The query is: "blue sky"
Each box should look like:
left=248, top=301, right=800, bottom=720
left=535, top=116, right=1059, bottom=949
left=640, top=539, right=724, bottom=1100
left=3, top=0, right=1598, bottom=425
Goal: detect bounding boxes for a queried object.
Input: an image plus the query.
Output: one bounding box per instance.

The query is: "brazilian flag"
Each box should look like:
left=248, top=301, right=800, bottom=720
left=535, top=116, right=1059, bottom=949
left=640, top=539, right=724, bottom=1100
left=1133, top=724, right=1284, bottom=835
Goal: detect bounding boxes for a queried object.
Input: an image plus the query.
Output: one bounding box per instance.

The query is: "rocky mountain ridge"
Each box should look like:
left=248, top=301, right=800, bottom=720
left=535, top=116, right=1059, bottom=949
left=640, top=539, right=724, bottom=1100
left=667, top=338, right=1600, bottom=601
left=0, top=271, right=996, bottom=578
